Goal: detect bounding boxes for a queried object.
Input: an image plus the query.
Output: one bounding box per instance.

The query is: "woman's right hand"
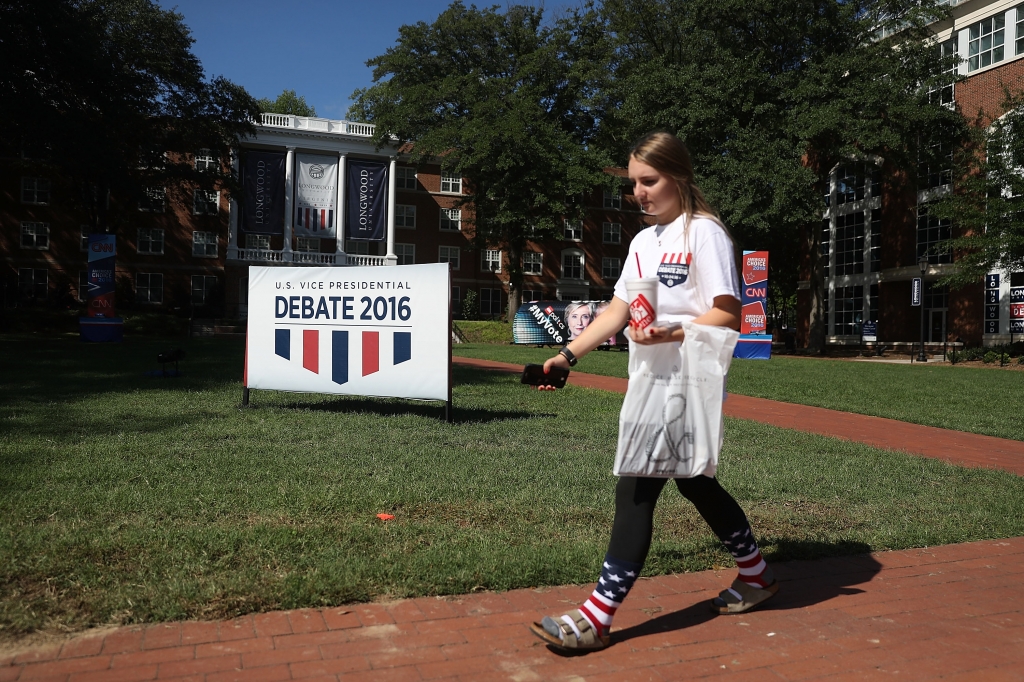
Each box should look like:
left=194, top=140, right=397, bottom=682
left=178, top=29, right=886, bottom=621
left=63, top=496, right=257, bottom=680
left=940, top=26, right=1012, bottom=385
left=538, top=352, right=571, bottom=390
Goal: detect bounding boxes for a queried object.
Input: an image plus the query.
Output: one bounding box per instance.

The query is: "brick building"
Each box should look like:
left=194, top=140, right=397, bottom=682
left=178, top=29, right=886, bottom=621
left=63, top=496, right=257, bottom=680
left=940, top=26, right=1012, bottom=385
left=2, top=114, right=645, bottom=323
left=799, top=0, right=1024, bottom=349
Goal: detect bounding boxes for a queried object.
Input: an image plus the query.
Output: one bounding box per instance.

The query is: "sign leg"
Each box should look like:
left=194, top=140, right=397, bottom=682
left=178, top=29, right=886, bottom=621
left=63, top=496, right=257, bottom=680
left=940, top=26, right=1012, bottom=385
left=242, top=387, right=250, bottom=407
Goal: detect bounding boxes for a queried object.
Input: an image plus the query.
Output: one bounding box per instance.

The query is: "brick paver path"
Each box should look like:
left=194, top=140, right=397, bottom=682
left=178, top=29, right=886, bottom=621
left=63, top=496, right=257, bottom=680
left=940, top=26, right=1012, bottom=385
left=4, top=358, right=1023, bottom=681
left=453, top=356, right=1024, bottom=476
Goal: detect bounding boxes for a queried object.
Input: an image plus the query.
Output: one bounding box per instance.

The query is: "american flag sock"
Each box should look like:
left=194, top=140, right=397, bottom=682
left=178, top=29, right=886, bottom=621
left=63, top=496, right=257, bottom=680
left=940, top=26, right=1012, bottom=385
left=574, top=554, right=642, bottom=638
left=721, top=528, right=773, bottom=589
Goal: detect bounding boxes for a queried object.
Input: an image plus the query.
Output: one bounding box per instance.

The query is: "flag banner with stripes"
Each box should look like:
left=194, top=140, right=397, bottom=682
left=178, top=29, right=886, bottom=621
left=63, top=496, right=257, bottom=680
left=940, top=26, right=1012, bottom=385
left=245, top=264, right=449, bottom=401
left=294, top=154, right=338, bottom=238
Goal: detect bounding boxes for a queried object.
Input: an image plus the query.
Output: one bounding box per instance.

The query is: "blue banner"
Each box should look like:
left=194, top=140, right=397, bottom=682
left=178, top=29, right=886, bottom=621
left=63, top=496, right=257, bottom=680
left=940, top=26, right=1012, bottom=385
left=346, top=159, right=388, bottom=241
left=242, top=151, right=286, bottom=235
left=86, top=234, right=116, bottom=318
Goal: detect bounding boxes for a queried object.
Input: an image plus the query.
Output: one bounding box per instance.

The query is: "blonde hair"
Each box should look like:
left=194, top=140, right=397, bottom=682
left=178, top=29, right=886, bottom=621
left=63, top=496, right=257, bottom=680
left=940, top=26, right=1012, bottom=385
left=629, top=132, right=721, bottom=224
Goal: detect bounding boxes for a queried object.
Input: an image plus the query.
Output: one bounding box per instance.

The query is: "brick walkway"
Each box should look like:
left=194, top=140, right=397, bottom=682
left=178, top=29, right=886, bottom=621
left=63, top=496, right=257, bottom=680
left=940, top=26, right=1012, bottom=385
left=4, top=359, right=1023, bottom=681
left=453, top=356, right=1024, bottom=476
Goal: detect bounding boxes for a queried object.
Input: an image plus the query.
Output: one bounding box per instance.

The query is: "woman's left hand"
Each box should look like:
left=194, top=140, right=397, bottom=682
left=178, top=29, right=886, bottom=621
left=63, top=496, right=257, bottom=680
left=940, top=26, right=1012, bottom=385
left=628, top=323, right=684, bottom=345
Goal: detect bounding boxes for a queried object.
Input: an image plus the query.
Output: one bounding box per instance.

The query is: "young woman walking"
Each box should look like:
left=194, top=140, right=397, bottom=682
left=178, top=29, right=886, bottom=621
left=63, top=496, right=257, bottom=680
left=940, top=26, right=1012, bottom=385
left=530, top=132, right=777, bottom=652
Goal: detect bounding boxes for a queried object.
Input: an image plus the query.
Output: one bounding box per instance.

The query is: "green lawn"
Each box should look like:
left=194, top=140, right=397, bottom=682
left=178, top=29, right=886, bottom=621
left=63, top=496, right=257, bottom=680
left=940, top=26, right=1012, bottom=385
left=453, top=343, right=1024, bottom=441
left=1, top=335, right=1023, bottom=639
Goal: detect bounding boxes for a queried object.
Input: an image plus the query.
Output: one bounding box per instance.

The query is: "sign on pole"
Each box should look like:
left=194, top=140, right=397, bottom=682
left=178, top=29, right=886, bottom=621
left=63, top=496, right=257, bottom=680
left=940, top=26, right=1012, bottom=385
left=735, top=250, right=771, bottom=359
left=245, top=264, right=451, bottom=405
left=911, top=278, right=922, bottom=307
left=861, top=320, right=878, bottom=343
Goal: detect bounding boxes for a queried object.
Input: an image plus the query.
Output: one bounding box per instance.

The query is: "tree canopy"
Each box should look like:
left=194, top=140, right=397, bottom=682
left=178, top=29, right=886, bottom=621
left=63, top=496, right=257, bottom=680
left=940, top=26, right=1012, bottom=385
left=0, top=0, right=260, bottom=232
left=256, top=90, right=317, bottom=117
left=349, top=2, right=615, bottom=320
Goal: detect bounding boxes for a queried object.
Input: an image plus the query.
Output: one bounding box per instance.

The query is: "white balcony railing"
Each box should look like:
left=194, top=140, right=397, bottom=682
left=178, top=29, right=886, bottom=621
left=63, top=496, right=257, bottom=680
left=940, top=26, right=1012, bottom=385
left=233, top=248, right=285, bottom=262
left=343, top=254, right=390, bottom=267
left=228, top=248, right=393, bottom=267
left=259, top=113, right=375, bottom=138
left=293, top=252, right=339, bottom=265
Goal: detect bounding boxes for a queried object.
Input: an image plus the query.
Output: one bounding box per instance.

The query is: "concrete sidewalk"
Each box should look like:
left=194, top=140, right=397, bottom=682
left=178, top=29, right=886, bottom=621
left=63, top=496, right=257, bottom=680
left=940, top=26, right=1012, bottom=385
left=3, top=538, right=1022, bottom=681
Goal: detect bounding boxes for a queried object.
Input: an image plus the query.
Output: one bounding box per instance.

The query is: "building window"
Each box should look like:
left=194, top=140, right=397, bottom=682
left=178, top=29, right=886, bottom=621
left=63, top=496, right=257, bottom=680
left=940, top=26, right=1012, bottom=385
left=834, top=212, right=865, bottom=276
left=396, top=243, right=415, bottom=265
left=562, top=251, right=584, bottom=280
left=917, top=203, right=952, bottom=264
left=929, top=38, right=956, bottom=105
left=602, top=257, right=621, bottom=279
left=968, top=14, right=1005, bottom=71
left=21, top=177, right=51, bottom=205
left=869, top=209, right=882, bottom=273
left=480, top=287, right=503, bottom=317
left=451, top=286, right=461, bottom=309
left=602, top=222, right=621, bottom=244
left=835, top=164, right=879, bottom=205
left=918, top=141, right=952, bottom=190
left=603, top=190, right=621, bottom=209
left=80, top=225, right=90, bottom=251
left=482, top=249, right=501, bottom=273
left=136, top=273, right=163, bottom=304
left=564, top=220, right=583, bottom=241
left=820, top=219, right=830, bottom=259
left=191, top=275, right=218, bottom=305
left=833, top=285, right=864, bottom=336
left=397, top=167, right=417, bottom=190
left=246, top=234, right=270, bottom=250
left=79, top=270, right=89, bottom=302
left=192, top=230, right=218, bottom=258
left=440, top=208, right=461, bottom=231
left=523, top=251, right=543, bottom=275
left=439, top=245, right=460, bottom=269
left=346, top=240, right=371, bottom=255
left=19, top=268, right=47, bottom=300
left=440, top=173, right=462, bottom=194
left=137, top=228, right=164, bottom=255
left=295, top=236, right=319, bottom=253
left=868, top=283, right=879, bottom=325
left=396, top=204, right=416, bottom=229
left=193, top=189, right=219, bottom=215
left=1017, top=7, right=1024, bottom=55
left=194, top=149, right=216, bottom=172
left=522, top=289, right=542, bottom=302
left=20, top=222, right=49, bottom=250
left=139, top=187, right=165, bottom=213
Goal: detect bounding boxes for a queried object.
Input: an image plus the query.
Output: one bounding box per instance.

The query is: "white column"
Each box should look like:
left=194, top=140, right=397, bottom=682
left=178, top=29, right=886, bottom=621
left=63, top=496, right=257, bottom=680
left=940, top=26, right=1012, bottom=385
left=228, top=151, right=240, bottom=258
left=337, top=153, right=347, bottom=264
left=386, top=155, right=397, bottom=265
left=284, top=146, right=295, bottom=261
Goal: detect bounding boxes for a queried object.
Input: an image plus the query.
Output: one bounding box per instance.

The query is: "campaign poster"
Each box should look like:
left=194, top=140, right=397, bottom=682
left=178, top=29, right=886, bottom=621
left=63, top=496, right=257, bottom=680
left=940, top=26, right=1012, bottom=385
left=245, top=264, right=449, bottom=401
left=241, top=151, right=285, bottom=235
left=512, top=300, right=626, bottom=346
left=294, top=154, right=338, bottom=237
left=346, top=158, right=388, bottom=241
left=734, top=250, right=771, bottom=359
left=86, top=234, right=116, bottom=317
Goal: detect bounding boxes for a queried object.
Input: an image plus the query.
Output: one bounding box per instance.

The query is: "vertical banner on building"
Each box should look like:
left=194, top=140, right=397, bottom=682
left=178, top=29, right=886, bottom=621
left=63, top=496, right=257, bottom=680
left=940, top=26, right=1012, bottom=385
left=241, top=150, right=286, bottom=235
left=734, top=250, right=771, bottom=359
left=346, top=158, right=388, bottom=241
left=984, top=273, right=1000, bottom=335
left=1011, top=282, right=1024, bottom=335
left=87, top=234, right=116, bottom=317
left=294, top=154, right=338, bottom=237
left=245, top=263, right=449, bottom=401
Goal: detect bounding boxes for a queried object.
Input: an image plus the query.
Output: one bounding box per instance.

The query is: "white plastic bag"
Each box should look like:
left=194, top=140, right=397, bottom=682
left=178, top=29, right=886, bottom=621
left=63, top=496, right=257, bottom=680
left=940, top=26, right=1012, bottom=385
left=614, top=322, right=740, bottom=478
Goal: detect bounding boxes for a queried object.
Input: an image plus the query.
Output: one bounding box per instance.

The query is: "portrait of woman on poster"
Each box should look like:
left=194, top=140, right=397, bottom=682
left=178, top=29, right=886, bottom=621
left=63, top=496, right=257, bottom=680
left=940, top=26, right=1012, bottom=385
left=563, top=301, right=593, bottom=341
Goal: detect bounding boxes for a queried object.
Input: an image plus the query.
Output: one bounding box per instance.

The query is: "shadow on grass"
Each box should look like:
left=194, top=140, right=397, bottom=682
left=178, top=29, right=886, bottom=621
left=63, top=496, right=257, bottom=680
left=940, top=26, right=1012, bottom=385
left=547, top=539, right=880, bottom=656
left=270, top=395, right=553, bottom=424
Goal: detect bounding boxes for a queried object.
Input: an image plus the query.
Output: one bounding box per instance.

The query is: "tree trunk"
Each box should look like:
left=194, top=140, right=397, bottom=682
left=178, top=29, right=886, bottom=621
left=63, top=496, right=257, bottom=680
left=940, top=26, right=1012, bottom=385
left=505, top=240, right=524, bottom=324
left=806, top=221, right=827, bottom=353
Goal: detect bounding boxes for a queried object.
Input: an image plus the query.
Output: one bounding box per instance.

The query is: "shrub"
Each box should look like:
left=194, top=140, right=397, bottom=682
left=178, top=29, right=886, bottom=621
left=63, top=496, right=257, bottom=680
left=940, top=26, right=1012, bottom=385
left=461, top=290, right=479, bottom=321
left=983, top=351, right=999, bottom=364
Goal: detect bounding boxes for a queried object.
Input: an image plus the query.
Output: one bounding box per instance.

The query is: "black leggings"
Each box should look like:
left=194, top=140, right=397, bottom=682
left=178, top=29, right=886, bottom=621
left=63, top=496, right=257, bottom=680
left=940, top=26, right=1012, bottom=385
left=607, top=475, right=752, bottom=565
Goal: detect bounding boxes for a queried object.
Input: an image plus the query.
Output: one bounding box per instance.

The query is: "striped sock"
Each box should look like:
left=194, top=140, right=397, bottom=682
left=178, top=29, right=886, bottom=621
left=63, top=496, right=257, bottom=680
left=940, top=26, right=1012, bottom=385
left=721, top=528, right=772, bottom=588
left=574, top=554, right=642, bottom=638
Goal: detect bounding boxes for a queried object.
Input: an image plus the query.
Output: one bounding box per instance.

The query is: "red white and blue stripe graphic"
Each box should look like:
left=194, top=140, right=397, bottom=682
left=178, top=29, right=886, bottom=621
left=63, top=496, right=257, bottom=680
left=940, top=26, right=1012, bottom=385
left=295, top=208, right=334, bottom=232
left=274, top=329, right=411, bottom=384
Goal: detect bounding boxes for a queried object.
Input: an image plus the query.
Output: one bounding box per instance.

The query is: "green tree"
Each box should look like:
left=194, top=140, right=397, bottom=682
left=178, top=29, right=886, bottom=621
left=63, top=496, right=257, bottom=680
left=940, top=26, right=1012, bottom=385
left=596, top=0, right=971, bottom=350
left=932, top=91, right=1024, bottom=287
left=256, top=89, right=317, bottom=117
left=350, top=2, right=614, bottom=321
left=0, top=0, right=260, bottom=234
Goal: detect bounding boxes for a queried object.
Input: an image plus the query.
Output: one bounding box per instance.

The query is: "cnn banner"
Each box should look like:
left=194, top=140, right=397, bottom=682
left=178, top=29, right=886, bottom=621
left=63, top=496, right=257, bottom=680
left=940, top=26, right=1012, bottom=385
left=735, top=250, right=771, bottom=360
left=245, top=264, right=450, bottom=401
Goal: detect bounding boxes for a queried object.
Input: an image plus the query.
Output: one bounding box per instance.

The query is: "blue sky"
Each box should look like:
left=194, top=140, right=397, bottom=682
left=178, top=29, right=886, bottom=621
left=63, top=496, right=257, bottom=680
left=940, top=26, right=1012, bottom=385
left=158, top=0, right=558, bottom=121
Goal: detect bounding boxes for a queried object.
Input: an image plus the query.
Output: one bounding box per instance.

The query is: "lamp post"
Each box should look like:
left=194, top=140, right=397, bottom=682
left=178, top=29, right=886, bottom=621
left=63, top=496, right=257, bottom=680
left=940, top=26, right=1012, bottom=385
left=918, top=255, right=929, bottom=363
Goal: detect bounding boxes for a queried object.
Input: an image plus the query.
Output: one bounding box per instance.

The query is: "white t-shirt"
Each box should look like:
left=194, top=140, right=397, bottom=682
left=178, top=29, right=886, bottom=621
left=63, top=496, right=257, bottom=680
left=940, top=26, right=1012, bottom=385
left=613, top=214, right=740, bottom=324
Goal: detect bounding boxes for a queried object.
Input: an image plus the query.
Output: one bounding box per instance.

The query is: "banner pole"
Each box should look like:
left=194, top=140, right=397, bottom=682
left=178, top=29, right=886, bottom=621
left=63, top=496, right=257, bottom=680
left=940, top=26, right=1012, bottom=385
left=446, top=264, right=453, bottom=423
left=242, top=387, right=250, bottom=407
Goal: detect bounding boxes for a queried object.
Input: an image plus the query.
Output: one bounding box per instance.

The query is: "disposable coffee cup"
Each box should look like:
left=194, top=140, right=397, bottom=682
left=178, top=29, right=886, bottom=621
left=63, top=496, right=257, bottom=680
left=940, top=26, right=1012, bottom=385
left=625, top=277, right=659, bottom=332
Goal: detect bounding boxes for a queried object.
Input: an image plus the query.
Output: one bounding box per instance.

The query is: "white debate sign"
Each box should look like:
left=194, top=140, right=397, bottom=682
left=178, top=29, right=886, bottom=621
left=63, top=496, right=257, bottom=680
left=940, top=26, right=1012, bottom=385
left=246, top=264, right=450, bottom=401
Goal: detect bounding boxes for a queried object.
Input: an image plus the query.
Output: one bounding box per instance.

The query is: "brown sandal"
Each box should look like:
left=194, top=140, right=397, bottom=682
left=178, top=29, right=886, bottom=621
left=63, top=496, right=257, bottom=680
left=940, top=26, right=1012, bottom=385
left=712, top=578, right=779, bottom=614
left=529, top=609, right=610, bottom=651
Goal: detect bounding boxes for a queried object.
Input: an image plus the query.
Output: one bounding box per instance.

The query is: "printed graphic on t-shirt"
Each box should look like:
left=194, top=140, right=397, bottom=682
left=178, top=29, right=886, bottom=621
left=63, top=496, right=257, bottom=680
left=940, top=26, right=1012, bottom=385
left=658, top=252, right=691, bottom=288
